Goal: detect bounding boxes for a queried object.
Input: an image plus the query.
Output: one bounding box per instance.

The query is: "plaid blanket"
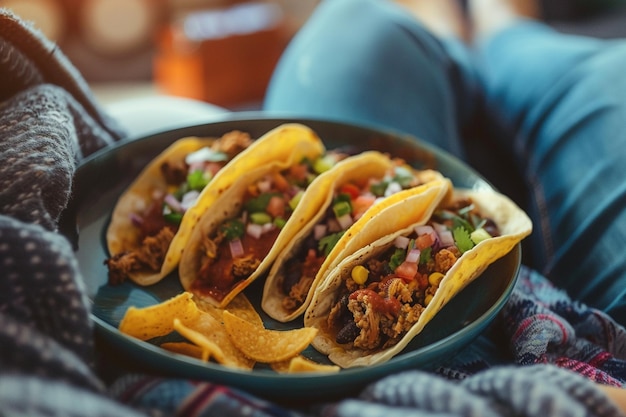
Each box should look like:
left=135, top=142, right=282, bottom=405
left=1, top=7, right=625, bottom=417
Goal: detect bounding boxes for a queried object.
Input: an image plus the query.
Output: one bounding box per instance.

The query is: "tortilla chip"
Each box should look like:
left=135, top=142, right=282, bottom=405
left=119, top=292, right=200, bottom=340
left=174, top=312, right=255, bottom=370
left=194, top=293, right=262, bottom=326
left=271, top=356, right=341, bottom=374
left=161, top=341, right=209, bottom=361
left=222, top=311, right=317, bottom=363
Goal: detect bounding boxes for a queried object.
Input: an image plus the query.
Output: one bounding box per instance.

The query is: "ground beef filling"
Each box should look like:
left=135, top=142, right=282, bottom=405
left=327, top=198, right=498, bottom=353
left=329, top=246, right=461, bottom=351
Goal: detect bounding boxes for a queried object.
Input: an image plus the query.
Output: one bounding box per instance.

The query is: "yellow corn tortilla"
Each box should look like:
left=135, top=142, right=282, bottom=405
left=178, top=135, right=328, bottom=307
left=106, top=123, right=325, bottom=286
left=261, top=150, right=450, bottom=322
left=304, top=188, right=532, bottom=368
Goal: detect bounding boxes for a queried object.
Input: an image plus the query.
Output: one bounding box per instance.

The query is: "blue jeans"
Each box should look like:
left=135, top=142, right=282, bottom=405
left=263, top=0, right=626, bottom=324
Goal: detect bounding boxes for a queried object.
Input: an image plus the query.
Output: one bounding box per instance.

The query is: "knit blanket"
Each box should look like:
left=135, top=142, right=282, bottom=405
left=1, top=7, right=626, bottom=417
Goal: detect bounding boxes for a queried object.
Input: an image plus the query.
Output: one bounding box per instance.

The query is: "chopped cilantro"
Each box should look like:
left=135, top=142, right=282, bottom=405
left=453, top=226, right=475, bottom=253
left=220, top=219, right=245, bottom=241
left=388, top=247, right=406, bottom=271
left=393, top=166, right=414, bottom=187
left=453, top=216, right=475, bottom=234
left=245, top=192, right=281, bottom=213
left=318, top=231, right=345, bottom=257
left=419, top=246, right=432, bottom=264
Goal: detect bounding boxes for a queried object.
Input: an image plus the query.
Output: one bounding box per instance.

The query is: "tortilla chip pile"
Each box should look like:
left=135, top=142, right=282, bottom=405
left=118, top=292, right=340, bottom=373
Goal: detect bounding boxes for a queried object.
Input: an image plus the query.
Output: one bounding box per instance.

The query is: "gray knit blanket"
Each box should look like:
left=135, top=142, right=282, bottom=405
left=1, top=7, right=625, bottom=417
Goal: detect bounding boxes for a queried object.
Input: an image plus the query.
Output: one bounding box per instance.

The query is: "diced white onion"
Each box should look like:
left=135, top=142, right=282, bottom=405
left=262, top=222, right=275, bottom=233
left=406, top=248, right=421, bottom=263
left=327, top=218, right=342, bottom=233
left=314, top=224, right=328, bottom=240
left=129, top=213, right=144, bottom=226
left=438, top=229, right=455, bottom=247
left=151, top=189, right=164, bottom=201
left=432, top=222, right=447, bottom=234
left=187, top=161, right=205, bottom=173
left=246, top=223, right=263, bottom=239
left=384, top=181, right=403, bottom=197
left=337, top=213, right=354, bottom=230
left=257, top=177, right=272, bottom=193
left=415, top=225, right=435, bottom=236
left=185, top=147, right=223, bottom=164
left=164, top=194, right=184, bottom=212
left=180, top=190, right=200, bottom=210
left=394, top=235, right=410, bottom=249
left=229, top=239, right=244, bottom=258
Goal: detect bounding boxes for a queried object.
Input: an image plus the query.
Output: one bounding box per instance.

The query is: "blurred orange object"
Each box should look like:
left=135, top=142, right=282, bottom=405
left=154, top=1, right=292, bottom=108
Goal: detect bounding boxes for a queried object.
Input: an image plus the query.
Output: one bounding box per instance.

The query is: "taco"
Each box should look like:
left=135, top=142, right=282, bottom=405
left=261, top=151, right=450, bottom=322
left=304, top=187, right=532, bottom=368
left=105, top=123, right=324, bottom=286
left=178, top=136, right=344, bottom=308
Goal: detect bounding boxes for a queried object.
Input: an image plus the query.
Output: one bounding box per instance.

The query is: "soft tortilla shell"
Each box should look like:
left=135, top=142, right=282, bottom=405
left=262, top=150, right=450, bottom=322
left=179, top=137, right=327, bottom=307
left=107, top=123, right=325, bottom=286
left=305, top=188, right=532, bottom=368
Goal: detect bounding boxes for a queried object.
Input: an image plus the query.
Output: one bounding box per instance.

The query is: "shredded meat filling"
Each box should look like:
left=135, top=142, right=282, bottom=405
left=232, top=255, right=261, bottom=279
left=282, top=276, right=314, bottom=311
left=327, top=199, right=500, bottom=354
left=212, top=130, right=253, bottom=157
left=348, top=292, right=382, bottom=350
left=106, top=227, right=174, bottom=285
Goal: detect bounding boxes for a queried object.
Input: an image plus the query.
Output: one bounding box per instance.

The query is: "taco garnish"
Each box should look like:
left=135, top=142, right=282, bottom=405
left=179, top=140, right=346, bottom=308
left=304, top=188, right=532, bottom=368
left=261, top=151, right=448, bottom=322
left=105, top=123, right=325, bottom=287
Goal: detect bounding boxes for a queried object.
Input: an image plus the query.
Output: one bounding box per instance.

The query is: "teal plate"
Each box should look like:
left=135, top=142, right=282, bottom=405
left=66, top=114, right=521, bottom=405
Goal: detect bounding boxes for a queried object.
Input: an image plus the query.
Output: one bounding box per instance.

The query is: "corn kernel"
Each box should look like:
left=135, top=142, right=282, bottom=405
left=424, top=294, right=433, bottom=306
left=351, top=265, right=369, bottom=285
left=428, top=272, right=444, bottom=287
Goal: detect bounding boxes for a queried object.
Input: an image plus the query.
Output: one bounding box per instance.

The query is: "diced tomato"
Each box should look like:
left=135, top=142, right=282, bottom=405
left=266, top=195, right=286, bottom=218
left=395, top=261, right=418, bottom=282
left=349, top=288, right=400, bottom=316
left=289, top=163, right=309, bottom=182
left=416, top=272, right=428, bottom=289
left=272, top=172, right=289, bottom=192
left=205, top=162, right=223, bottom=176
left=339, top=183, right=361, bottom=200
left=415, top=233, right=435, bottom=250
left=352, top=195, right=377, bottom=219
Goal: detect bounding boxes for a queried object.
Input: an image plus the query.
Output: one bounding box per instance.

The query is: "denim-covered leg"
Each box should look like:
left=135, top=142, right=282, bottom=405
left=263, top=0, right=480, bottom=158
left=477, top=21, right=626, bottom=322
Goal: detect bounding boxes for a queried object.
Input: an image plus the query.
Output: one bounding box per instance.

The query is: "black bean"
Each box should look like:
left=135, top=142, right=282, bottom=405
left=336, top=321, right=360, bottom=344
left=281, top=260, right=302, bottom=294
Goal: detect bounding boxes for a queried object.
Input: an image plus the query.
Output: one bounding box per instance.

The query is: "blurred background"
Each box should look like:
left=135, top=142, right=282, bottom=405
left=1, top=0, right=625, bottom=110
